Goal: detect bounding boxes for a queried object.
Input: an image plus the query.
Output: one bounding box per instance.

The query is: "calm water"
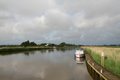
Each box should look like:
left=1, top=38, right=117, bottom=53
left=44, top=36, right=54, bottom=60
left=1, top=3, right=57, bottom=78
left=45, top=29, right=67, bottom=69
left=0, top=49, right=91, bottom=80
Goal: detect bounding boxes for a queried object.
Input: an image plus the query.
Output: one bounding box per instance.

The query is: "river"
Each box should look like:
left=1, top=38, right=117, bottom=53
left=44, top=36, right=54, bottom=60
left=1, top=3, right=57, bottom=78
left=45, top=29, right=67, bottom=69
left=0, top=49, right=91, bottom=80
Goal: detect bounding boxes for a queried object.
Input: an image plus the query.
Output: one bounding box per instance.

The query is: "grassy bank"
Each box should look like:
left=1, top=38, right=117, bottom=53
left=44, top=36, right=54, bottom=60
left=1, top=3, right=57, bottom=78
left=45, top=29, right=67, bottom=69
left=84, top=46, right=120, bottom=77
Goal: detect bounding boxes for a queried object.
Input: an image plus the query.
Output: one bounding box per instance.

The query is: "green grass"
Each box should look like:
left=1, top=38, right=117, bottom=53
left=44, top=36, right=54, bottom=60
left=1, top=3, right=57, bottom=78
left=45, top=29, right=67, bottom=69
left=85, top=48, right=101, bottom=64
left=91, top=51, right=101, bottom=64
left=85, top=48, right=120, bottom=77
left=104, top=57, right=120, bottom=76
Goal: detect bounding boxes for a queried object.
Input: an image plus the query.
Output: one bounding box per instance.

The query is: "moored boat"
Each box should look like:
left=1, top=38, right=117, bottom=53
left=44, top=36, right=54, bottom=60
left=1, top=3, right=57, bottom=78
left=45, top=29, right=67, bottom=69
left=75, top=49, right=85, bottom=58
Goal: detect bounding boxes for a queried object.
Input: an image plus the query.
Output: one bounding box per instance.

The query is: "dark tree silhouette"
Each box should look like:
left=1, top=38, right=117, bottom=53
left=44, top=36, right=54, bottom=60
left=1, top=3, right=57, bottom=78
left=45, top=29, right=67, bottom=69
left=59, top=42, right=66, bottom=47
left=30, top=42, right=37, bottom=46
left=20, top=40, right=37, bottom=47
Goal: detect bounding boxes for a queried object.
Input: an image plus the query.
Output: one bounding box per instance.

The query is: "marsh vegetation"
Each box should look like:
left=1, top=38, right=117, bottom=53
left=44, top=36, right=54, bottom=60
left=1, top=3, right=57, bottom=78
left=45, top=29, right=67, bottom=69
left=84, top=46, right=120, bottom=77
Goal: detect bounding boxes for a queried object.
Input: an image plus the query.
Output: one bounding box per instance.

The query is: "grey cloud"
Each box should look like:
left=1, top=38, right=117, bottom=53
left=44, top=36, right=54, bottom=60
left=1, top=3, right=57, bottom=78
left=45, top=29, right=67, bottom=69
left=0, top=0, right=57, bottom=17
left=0, top=0, right=120, bottom=45
left=45, top=9, right=73, bottom=31
left=58, top=0, right=120, bottom=17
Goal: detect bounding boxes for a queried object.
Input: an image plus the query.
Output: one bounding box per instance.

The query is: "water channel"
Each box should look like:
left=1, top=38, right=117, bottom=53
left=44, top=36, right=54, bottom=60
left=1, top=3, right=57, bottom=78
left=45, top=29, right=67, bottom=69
left=0, top=49, right=91, bottom=80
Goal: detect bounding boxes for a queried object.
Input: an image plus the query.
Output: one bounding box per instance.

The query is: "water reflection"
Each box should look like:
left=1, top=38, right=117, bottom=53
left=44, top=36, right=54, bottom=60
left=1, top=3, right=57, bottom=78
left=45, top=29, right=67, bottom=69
left=24, top=52, right=30, bottom=56
left=0, top=49, right=91, bottom=80
left=75, top=57, right=85, bottom=64
left=24, top=51, right=36, bottom=56
left=0, top=48, right=76, bottom=56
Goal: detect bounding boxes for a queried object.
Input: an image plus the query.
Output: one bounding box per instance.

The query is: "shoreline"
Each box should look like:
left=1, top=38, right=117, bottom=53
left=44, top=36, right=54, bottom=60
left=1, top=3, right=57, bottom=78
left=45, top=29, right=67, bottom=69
left=0, top=46, right=77, bottom=54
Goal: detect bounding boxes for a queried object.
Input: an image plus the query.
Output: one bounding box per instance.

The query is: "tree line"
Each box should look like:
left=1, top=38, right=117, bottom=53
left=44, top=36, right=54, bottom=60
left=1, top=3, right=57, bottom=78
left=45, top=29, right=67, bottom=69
left=20, top=40, right=78, bottom=47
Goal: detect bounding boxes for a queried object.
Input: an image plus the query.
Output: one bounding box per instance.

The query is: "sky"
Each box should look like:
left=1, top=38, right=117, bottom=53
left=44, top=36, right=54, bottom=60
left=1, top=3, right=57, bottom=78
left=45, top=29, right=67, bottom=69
left=0, top=0, right=120, bottom=45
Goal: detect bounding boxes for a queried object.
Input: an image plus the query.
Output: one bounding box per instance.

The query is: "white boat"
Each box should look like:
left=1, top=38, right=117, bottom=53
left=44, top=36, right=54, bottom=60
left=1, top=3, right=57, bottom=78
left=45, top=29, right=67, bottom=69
left=75, top=49, right=85, bottom=58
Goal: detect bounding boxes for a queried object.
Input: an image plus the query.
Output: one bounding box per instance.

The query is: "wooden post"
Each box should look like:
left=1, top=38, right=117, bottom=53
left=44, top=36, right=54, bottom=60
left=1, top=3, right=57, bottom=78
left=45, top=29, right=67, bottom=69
left=101, top=52, right=104, bottom=74
left=101, top=52, right=105, bottom=67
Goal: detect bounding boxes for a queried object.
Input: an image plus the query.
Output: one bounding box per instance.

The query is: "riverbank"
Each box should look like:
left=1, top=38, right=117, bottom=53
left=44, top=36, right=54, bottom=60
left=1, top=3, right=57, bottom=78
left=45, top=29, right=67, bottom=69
left=0, top=47, right=51, bottom=55
left=83, top=46, right=120, bottom=79
left=85, top=52, right=120, bottom=80
left=0, top=46, right=77, bottom=55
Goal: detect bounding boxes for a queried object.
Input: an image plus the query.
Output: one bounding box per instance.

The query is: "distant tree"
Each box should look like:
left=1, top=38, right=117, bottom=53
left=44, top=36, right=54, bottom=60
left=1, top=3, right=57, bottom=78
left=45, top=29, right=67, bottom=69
left=21, top=40, right=30, bottom=47
left=20, top=40, right=37, bottom=47
left=48, top=43, right=56, bottom=47
left=58, top=42, right=77, bottom=47
left=59, top=42, right=66, bottom=47
left=40, top=43, right=47, bottom=46
left=30, top=42, right=37, bottom=46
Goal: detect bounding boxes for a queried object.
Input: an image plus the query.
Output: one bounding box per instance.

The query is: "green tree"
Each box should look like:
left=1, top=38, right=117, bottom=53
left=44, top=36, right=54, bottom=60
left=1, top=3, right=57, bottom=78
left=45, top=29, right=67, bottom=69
left=30, top=42, right=37, bottom=46
left=59, top=42, right=66, bottom=47
left=20, top=40, right=37, bottom=47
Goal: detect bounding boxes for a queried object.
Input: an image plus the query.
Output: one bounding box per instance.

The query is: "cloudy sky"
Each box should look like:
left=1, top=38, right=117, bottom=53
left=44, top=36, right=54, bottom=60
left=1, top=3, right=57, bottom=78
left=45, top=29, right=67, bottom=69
left=0, top=0, right=120, bottom=45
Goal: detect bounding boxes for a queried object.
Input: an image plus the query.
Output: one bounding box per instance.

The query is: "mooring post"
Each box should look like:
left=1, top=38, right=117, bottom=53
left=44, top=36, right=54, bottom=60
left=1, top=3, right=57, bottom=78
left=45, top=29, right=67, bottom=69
left=101, top=52, right=105, bottom=67
left=101, top=52, right=104, bottom=73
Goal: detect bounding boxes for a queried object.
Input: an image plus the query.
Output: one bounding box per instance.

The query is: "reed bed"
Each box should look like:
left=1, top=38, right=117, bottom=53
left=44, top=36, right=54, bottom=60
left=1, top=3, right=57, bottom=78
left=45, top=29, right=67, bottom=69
left=84, top=46, right=120, bottom=77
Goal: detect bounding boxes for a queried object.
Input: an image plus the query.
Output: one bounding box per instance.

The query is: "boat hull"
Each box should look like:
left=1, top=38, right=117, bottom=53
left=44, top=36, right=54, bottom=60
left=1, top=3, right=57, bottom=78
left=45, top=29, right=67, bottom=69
left=75, top=54, right=85, bottom=58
